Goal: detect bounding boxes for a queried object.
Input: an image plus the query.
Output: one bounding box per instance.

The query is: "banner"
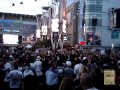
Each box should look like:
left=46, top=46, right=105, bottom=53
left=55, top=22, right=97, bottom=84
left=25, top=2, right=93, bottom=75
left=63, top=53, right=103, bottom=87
left=51, top=19, right=59, bottom=32
left=42, top=26, right=47, bottom=35
left=36, top=29, right=41, bottom=38
left=104, top=69, right=115, bottom=85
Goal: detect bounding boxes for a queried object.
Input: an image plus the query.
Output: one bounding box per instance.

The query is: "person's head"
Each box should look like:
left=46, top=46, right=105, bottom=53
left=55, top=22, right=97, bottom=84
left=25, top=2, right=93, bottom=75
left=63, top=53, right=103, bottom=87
left=14, top=64, right=18, bottom=70
left=82, top=57, right=88, bottom=65
left=76, top=58, right=81, bottom=64
left=117, top=60, right=120, bottom=69
left=66, top=61, right=72, bottom=67
left=24, top=63, right=30, bottom=70
left=36, top=56, right=41, bottom=61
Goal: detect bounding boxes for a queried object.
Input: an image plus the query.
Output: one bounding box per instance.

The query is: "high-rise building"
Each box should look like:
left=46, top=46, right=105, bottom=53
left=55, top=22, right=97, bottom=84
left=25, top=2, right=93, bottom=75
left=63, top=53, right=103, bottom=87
left=67, top=0, right=120, bottom=47
left=66, top=1, right=79, bottom=44
left=82, top=0, right=102, bottom=46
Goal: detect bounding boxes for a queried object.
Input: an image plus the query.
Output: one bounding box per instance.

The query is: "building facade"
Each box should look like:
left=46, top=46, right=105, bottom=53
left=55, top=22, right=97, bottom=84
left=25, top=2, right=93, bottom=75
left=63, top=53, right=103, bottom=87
left=66, top=2, right=79, bottom=44
left=79, top=0, right=120, bottom=47
left=0, top=12, right=37, bottom=44
left=66, top=0, right=120, bottom=47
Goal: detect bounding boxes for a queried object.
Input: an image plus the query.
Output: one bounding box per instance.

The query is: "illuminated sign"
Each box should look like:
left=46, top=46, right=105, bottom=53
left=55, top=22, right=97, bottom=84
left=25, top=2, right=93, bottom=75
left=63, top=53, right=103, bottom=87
left=104, top=69, right=115, bottom=85
left=12, top=30, right=20, bottom=33
left=62, top=19, right=66, bottom=33
left=3, top=29, right=11, bottom=32
left=36, top=29, right=41, bottom=38
left=2, top=29, right=20, bottom=33
left=42, top=26, right=47, bottom=35
left=51, top=19, right=59, bottom=32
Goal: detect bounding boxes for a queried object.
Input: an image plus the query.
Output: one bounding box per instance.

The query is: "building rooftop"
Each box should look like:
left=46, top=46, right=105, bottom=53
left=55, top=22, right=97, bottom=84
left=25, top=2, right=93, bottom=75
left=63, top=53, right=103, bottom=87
left=0, top=12, right=42, bottom=19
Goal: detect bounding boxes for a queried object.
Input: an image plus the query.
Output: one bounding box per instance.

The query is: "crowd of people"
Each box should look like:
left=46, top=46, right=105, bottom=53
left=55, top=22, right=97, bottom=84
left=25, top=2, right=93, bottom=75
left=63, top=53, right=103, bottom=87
left=0, top=45, right=120, bottom=90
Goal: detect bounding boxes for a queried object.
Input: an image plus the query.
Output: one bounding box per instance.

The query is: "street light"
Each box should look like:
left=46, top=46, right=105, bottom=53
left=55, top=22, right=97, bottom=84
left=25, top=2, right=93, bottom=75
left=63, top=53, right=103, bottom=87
left=111, top=8, right=115, bottom=51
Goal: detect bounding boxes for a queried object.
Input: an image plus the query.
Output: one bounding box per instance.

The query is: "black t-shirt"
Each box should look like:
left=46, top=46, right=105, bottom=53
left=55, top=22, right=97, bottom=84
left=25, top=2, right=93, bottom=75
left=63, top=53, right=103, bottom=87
left=0, top=69, right=5, bottom=84
left=23, top=75, right=35, bottom=90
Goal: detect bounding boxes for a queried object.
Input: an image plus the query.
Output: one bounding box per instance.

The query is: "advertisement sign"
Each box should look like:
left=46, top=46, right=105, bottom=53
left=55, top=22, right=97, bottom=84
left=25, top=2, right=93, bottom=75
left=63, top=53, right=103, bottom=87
left=42, top=26, right=47, bottom=35
left=3, top=34, right=19, bottom=45
left=2, top=29, right=11, bottom=32
left=62, top=19, right=66, bottom=33
left=111, top=31, right=119, bottom=39
left=36, top=29, right=41, bottom=38
left=51, top=19, right=59, bottom=32
left=2, top=29, right=20, bottom=33
left=104, top=69, right=115, bottom=85
left=86, top=32, right=101, bottom=45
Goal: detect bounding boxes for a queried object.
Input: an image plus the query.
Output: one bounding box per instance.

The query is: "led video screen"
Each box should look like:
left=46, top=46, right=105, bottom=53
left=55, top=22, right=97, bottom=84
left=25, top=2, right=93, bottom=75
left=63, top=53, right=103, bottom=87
left=3, top=34, right=18, bottom=44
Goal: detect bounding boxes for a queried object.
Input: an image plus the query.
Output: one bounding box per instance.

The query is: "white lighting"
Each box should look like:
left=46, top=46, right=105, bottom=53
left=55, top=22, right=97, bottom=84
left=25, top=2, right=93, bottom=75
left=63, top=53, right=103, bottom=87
left=51, top=19, right=59, bottom=32
left=62, top=19, right=66, bottom=33
left=3, top=34, right=18, bottom=44
left=36, top=29, right=41, bottom=38
left=42, top=26, right=47, bottom=35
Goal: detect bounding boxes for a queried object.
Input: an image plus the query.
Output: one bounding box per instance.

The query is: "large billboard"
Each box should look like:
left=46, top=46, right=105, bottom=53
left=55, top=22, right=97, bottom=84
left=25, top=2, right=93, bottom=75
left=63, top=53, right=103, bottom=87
left=3, top=34, right=19, bottom=45
left=42, top=26, right=47, bottom=35
left=114, top=9, right=120, bottom=29
left=86, top=32, right=101, bottom=45
left=0, top=19, right=22, bottom=29
left=109, top=8, right=120, bottom=29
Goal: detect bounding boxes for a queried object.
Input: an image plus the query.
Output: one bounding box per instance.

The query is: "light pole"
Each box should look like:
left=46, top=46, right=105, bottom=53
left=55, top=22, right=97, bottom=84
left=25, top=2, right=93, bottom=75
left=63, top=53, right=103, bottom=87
left=111, top=8, right=114, bottom=52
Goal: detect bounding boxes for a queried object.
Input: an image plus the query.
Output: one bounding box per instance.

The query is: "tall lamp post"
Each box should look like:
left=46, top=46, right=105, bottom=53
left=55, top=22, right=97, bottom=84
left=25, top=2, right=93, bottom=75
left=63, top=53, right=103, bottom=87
left=111, top=8, right=115, bottom=51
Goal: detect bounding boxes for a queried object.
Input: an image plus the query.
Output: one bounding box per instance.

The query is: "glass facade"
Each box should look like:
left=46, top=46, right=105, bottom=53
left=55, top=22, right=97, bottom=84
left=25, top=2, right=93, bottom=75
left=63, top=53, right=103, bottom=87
left=0, top=19, right=36, bottom=35
left=0, top=19, right=22, bottom=35
left=84, top=0, right=102, bottom=45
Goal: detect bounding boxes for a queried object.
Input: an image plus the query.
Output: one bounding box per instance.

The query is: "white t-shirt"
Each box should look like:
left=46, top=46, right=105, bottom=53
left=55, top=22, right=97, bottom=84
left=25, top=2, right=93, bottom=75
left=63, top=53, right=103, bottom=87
left=34, top=60, right=42, bottom=76
left=5, top=70, right=23, bottom=89
left=74, top=63, right=82, bottom=79
left=46, top=69, right=58, bottom=85
left=23, top=69, right=34, bottom=77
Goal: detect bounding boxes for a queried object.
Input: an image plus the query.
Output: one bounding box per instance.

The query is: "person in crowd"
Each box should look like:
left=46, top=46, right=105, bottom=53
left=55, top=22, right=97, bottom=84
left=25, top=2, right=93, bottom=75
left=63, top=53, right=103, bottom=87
left=116, top=60, right=120, bottom=86
left=17, top=58, right=24, bottom=73
left=4, top=63, right=23, bottom=90
left=45, top=61, right=58, bottom=90
left=23, top=63, right=35, bottom=90
left=1, top=45, right=120, bottom=90
left=74, top=73, right=98, bottom=90
left=23, top=63, right=34, bottom=77
left=80, top=57, right=89, bottom=74
left=74, top=59, right=82, bottom=87
left=0, top=61, right=6, bottom=90
left=34, top=56, right=43, bottom=76
left=4, top=59, right=12, bottom=75
left=59, top=61, right=74, bottom=90
left=34, top=55, right=43, bottom=90
left=80, top=73, right=98, bottom=90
